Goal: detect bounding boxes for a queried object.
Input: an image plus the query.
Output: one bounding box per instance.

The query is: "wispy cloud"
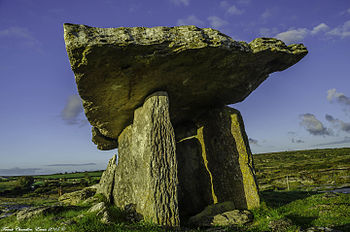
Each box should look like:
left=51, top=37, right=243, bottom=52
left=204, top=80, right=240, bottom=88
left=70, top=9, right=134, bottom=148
left=311, top=23, right=330, bottom=35
left=315, top=136, right=350, bottom=147
left=61, top=95, right=83, bottom=125
left=207, top=16, right=228, bottom=28
left=275, top=28, right=309, bottom=44
left=220, top=1, right=244, bottom=15
left=300, top=113, right=332, bottom=136
left=327, top=20, right=350, bottom=39
left=0, top=167, right=41, bottom=176
left=325, top=114, right=350, bottom=133
left=287, top=131, right=305, bottom=144
left=0, top=26, right=41, bottom=48
left=327, top=88, right=350, bottom=106
left=177, top=15, right=204, bottom=26
left=291, top=138, right=305, bottom=143
left=272, top=20, right=347, bottom=44
left=170, top=0, right=189, bottom=6
left=46, top=163, right=96, bottom=167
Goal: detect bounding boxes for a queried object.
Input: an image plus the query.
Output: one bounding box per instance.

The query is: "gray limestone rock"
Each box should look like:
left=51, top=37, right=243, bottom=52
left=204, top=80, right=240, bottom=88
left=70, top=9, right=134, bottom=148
left=63, top=23, right=307, bottom=149
left=188, top=202, right=253, bottom=227
left=96, top=154, right=117, bottom=203
left=58, top=187, right=96, bottom=205
left=113, top=91, right=179, bottom=227
left=17, top=206, right=66, bottom=221
left=88, top=202, right=107, bottom=216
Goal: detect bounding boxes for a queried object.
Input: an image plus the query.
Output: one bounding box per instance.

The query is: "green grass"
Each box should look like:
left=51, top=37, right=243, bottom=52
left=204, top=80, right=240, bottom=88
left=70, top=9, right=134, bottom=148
left=33, top=170, right=103, bottom=180
left=1, top=147, right=349, bottom=231
left=1, top=192, right=348, bottom=231
left=254, top=147, right=350, bottom=191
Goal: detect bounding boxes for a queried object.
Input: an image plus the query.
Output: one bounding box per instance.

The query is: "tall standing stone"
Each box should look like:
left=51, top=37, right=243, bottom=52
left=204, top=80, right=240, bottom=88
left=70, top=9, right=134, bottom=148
left=113, top=91, right=179, bottom=226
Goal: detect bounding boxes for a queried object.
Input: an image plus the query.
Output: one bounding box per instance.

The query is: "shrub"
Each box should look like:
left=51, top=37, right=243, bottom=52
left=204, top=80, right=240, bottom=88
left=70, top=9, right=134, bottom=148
left=17, top=176, right=34, bottom=189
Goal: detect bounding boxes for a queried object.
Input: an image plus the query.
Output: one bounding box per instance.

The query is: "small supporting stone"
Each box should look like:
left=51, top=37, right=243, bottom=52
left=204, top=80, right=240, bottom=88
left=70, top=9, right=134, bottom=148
left=96, top=154, right=117, bottom=203
left=113, top=91, right=180, bottom=227
left=175, top=106, right=259, bottom=224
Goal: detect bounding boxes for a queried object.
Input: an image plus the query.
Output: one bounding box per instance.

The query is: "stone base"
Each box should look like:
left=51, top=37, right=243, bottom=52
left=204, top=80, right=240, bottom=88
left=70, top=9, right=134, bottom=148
left=100, top=91, right=259, bottom=227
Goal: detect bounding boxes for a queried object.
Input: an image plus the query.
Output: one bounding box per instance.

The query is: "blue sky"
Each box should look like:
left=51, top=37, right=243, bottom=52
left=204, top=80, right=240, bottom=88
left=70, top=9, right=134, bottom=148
left=0, top=0, right=349, bottom=175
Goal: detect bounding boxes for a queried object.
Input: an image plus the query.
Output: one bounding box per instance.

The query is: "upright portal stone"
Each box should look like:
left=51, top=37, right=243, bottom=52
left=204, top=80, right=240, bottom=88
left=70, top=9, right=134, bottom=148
left=175, top=107, right=259, bottom=223
left=113, top=92, right=179, bottom=226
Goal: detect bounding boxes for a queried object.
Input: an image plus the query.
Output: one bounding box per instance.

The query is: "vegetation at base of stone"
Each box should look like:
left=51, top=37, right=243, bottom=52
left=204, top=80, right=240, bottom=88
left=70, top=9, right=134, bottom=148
left=1, top=147, right=349, bottom=231
left=1, top=191, right=349, bottom=231
left=254, top=147, right=350, bottom=191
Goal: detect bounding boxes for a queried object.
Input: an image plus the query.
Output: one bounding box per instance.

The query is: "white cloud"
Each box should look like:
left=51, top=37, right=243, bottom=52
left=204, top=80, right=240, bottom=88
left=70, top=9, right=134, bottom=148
left=0, top=26, right=40, bottom=48
left=311, top=23, right=329, bottom=35
left=347, top=8, right=350, bottom=14
left=300, top=113, right=332, bottom=136
left=207, top=16, right=228, bottom=28
left=327, top=88, right=350, bottom=106
left=325, top=114, right=350, bottom=133
left=170, top=0, right=189, bottom=6
left=275, top=28, right=309, bottom=44
left=220, top=1, right=244, bottom=15
left=227, top=5, right=244, bottom=15
left=177, top=15, right=204, bottom=26
left=61, top=95, right=83, bottom=125
left=327, top=20, right=350, bottom=38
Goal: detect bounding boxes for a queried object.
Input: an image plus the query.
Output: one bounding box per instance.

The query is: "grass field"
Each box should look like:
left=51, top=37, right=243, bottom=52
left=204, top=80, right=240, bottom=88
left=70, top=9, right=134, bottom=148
left=0, top=147, right=349, bottom=231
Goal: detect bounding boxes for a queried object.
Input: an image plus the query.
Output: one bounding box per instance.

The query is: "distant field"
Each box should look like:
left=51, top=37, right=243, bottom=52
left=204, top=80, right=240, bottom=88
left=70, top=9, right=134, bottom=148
left=254, top=147, right=350, bottom=191
left=33, top=170, right=103, bottom=180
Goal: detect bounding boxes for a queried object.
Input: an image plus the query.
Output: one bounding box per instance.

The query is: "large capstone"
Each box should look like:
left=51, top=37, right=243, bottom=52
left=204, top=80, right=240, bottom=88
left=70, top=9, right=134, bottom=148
left=63, top=23, right=307, bottom=149
left=113, top=91, right=179, bottom=227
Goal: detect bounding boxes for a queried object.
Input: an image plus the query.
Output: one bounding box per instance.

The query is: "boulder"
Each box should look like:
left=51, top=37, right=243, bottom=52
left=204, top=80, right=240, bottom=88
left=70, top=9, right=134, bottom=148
left=58, top=187, right=96, bottom=205
left=63, top=23, right=307, bottom=149
left=188, top=202, right=253, bottom=227
left=88, top=202, right=107, bottom=216
left=113, top=91, right=179, bottom=227
left=17, top=206, right=66, bottom=221
left=96, top=154, right=117, bottom=203
left=268, top=218, right=294, bottom=232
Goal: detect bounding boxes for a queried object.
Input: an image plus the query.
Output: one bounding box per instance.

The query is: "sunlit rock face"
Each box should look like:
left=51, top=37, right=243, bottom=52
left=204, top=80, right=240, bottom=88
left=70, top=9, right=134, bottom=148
left=63, top=23, right=307, bottom=149
left=64, top=24, right=307, bottom=227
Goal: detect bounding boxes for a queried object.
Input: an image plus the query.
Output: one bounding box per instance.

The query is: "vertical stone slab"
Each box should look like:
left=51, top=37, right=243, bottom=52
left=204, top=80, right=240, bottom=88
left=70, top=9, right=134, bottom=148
left=175, top=123, right=213, bottom=224
left=175, top=106, right=259, bottom=223
left=229, top=110, right=260, bottom=209
left=96, top=154, right=117, bottom=203
left=113, top=91, right=180, bottom=227
left=198, top=107, right=259, bottom=210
